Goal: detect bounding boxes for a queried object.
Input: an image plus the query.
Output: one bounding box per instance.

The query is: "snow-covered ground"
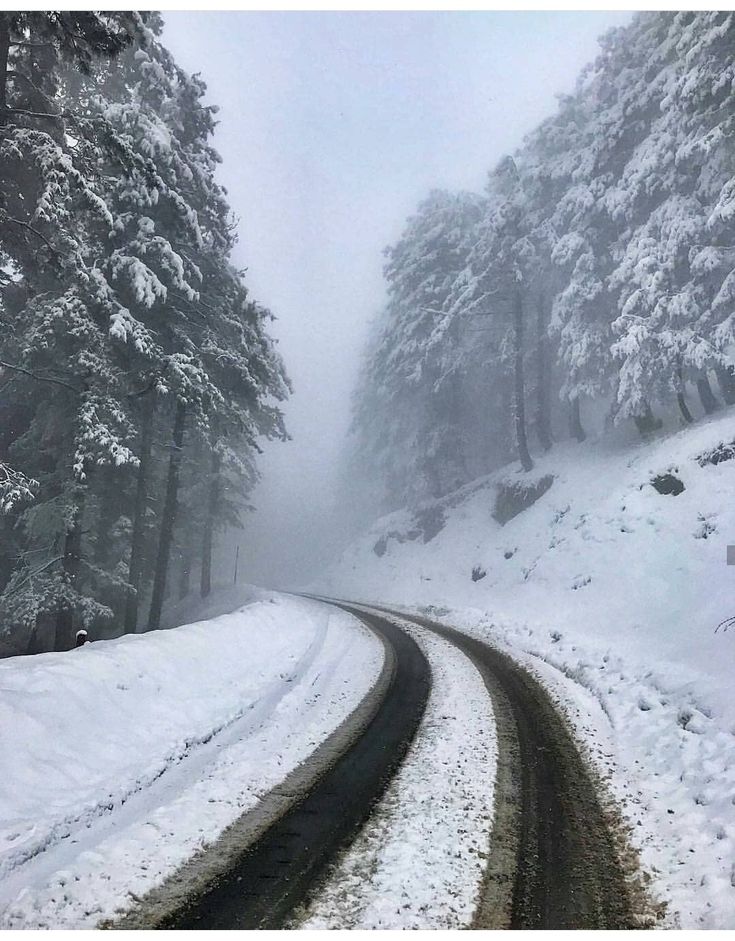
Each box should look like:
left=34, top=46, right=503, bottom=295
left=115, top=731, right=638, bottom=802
left=0, top=593, right=382, bottom=928
left=297, top=613, right=497, bottom=929
left=317, top=410, right=735, bottom=929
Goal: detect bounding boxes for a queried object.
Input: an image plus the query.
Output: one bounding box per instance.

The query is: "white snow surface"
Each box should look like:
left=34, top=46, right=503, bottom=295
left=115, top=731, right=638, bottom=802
left=318, top=411, right=735, bottom=929
left=0, top=593, right=382, bottom=928
left=298, top=615, right=497, bottom=929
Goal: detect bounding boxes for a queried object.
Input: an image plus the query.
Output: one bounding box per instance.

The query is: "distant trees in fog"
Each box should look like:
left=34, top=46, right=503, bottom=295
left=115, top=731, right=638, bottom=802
left=351, top=11, right=735, bottom=510
left=0, top=13, right=289, bottom=652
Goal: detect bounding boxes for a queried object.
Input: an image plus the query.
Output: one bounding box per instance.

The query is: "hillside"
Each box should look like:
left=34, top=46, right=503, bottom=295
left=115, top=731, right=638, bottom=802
left=317, top=411, right=735, bottom=928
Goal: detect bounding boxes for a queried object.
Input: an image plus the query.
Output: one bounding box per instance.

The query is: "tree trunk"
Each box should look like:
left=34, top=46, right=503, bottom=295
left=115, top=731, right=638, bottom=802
left=513, top=287, right=534, bottom=472
left=675, top=363, right=693, bottom=425
left=30, top=609, right=54, bottom=654
left=714, top=365, right=735, bottom=406
left=147, top=401, right=186, bottom=632
left=697, top=375, right=719, bottom=414
left=177, top=536, right=192, bottom=601
left=535, top=290, right=552, bottom=451
left=569, top=396, right=586, bottom=442
left=54, top=497, right=84, bottom=651
left=677, top=392, right=694, bottom=424
left=633, top=403, right=662, bottom=437
left=0, top=15, right=10, bottom=117
left=176, top=431, right=202, bottom=601
left=94, top=467, right=117, bottom=569
left=498, top=376, right=513, bottom=461
left=91, top=466, right=121, bottom=633
left=124, top=395, right=154, bottom=634
left=200, top=449, right=221, bottom=599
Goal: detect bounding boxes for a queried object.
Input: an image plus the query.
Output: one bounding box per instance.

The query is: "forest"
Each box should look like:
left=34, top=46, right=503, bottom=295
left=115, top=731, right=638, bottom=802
left=0, top=13, right=290, bottom=654
left=350, top=11, right=735, bottom=512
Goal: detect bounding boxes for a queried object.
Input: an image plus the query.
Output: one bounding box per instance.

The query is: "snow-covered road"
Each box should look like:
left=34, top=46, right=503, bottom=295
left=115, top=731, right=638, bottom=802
left=0, top=593, right=382, bottom=929
left=297, top=613, right=497, bottom=929
left=0, top=592, right=665, bottom=930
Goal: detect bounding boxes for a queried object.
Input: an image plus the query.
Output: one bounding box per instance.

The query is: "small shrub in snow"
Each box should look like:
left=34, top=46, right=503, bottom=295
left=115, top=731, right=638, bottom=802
left=471, top=565, right=486, bottom=582
left=694, top=514, right=717, bottom=539
left=696, top=440, right=735, bottom=468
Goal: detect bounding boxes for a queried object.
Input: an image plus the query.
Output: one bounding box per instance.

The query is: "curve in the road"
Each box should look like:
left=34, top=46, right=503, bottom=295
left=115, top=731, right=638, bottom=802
left=368, top=603, right=643, bottom=929
left=154, top=607, right=431, bottom=930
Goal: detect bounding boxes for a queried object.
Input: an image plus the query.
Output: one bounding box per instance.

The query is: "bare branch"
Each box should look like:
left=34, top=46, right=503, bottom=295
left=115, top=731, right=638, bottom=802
left=2, top=105, right=62, bottom=121
left=7, top=40, right=53, bottom=49
left=6, top=70, right=56, bottom=109
left=0, top=360, right=80, bottom=393
left=0, top=211, right=60, bottom=257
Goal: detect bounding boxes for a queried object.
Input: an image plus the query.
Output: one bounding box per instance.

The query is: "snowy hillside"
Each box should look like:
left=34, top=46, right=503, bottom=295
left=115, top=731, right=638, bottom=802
left=318, top=411, right=735, bottom=928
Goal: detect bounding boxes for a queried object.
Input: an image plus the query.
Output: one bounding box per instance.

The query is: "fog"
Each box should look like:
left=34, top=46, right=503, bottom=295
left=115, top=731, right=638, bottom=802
left=162, top=11, right=632, bottom=589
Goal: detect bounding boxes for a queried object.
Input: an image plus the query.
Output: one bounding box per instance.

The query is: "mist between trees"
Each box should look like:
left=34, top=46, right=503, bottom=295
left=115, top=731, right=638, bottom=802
left=0, top=13, right=290, bottom=655
left=346, top=12, right=735, bottom=515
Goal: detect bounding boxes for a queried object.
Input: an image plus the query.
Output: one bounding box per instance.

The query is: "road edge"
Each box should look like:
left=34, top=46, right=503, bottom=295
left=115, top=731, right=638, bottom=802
left=108, top=609, right=395, bottom=930
left=367, top=602, right=659, bottom=929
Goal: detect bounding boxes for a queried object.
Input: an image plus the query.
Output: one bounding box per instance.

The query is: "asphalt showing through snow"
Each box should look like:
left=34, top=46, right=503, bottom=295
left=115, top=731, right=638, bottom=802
left=134, top=599, right=641, bottom=930
left=156, top=606, right=431, bottom=930
left=380, top=606, right=639, bottom=929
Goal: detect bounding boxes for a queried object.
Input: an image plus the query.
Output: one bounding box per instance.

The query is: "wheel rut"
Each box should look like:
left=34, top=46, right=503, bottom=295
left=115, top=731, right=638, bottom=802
left=118, top=597, right=644, bottom=930
left=149, top=607, right=431, bottom=930
left=367, top=603, right=643, bottom=929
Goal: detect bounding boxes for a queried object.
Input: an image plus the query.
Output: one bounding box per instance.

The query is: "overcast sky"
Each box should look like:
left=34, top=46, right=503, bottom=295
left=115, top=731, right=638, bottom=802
left=162, top=11, right=632, bottom=588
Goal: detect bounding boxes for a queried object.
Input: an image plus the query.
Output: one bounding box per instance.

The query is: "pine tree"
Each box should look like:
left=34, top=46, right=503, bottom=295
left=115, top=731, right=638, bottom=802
left=0, top=14, right=290, bottom=651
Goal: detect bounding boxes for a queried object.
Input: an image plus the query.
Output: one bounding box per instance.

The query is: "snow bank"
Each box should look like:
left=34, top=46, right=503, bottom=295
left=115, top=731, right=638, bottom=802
left=318, top=411, right=735, bottom=928
left=0, top=594, right=382, bottom=928
left=298, top=616, right=496, bottom=929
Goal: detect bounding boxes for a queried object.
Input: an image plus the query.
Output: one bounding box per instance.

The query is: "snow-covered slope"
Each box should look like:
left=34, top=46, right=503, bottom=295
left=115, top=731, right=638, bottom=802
left=0, top=593, right=382, bottom=928
left=318, top=411, right=735, bottom=928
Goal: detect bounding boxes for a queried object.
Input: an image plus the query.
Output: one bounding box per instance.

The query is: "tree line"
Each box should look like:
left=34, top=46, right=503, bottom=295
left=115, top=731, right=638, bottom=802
left=350, top=11, right=735, bottom=511
left=0, top=13, right=289, bottom=654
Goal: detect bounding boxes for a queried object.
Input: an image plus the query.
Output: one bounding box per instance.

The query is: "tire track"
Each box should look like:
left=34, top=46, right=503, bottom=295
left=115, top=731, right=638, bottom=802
left=364, top=602, right=645, bottom=929
left=144, top=608, right=431, bottom=930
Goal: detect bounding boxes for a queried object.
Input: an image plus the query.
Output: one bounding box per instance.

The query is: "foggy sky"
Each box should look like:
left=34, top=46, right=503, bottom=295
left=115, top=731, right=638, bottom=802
left=162, top=11, right=632, bottom=589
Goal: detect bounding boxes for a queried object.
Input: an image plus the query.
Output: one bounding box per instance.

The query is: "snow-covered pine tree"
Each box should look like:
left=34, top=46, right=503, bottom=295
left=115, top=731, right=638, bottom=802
left=453, top=156, right=540, bottom=472
left=673, top=13, right=735, bottom=407
left=603, top=14, right=731, bottom=424
left=0, top=14, right=290, bottom=651
left=351, top=190, right=483, bottom=508
left=0, top=13, right=150, bottom=650
left=65, top=16, right=289, bottom=632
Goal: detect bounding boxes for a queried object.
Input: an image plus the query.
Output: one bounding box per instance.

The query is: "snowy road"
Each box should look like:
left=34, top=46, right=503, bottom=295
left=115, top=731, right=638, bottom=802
left=382, top=605, right=646, bottom=928
left=156, top=606, right=431, bottom=929
left=0, top=595, right=383, bottom=928
left=130, top=599, right=647, bottom=930
left=297, top=601, right=647, bottom=929
left=1, top=594, right=652, bottom=929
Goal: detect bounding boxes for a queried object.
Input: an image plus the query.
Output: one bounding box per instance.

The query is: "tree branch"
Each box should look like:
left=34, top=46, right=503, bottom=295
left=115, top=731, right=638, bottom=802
left=0, top=211, right=60, bottom=257
left=8, top=41, right=53, bottom=49
left=4, top=556, right=64, bottom=596
left=2, top=104, right=62, bottom=121
left=7, top=70, right=56, bottom=109
left=0, top=360, right=80, bottom=393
